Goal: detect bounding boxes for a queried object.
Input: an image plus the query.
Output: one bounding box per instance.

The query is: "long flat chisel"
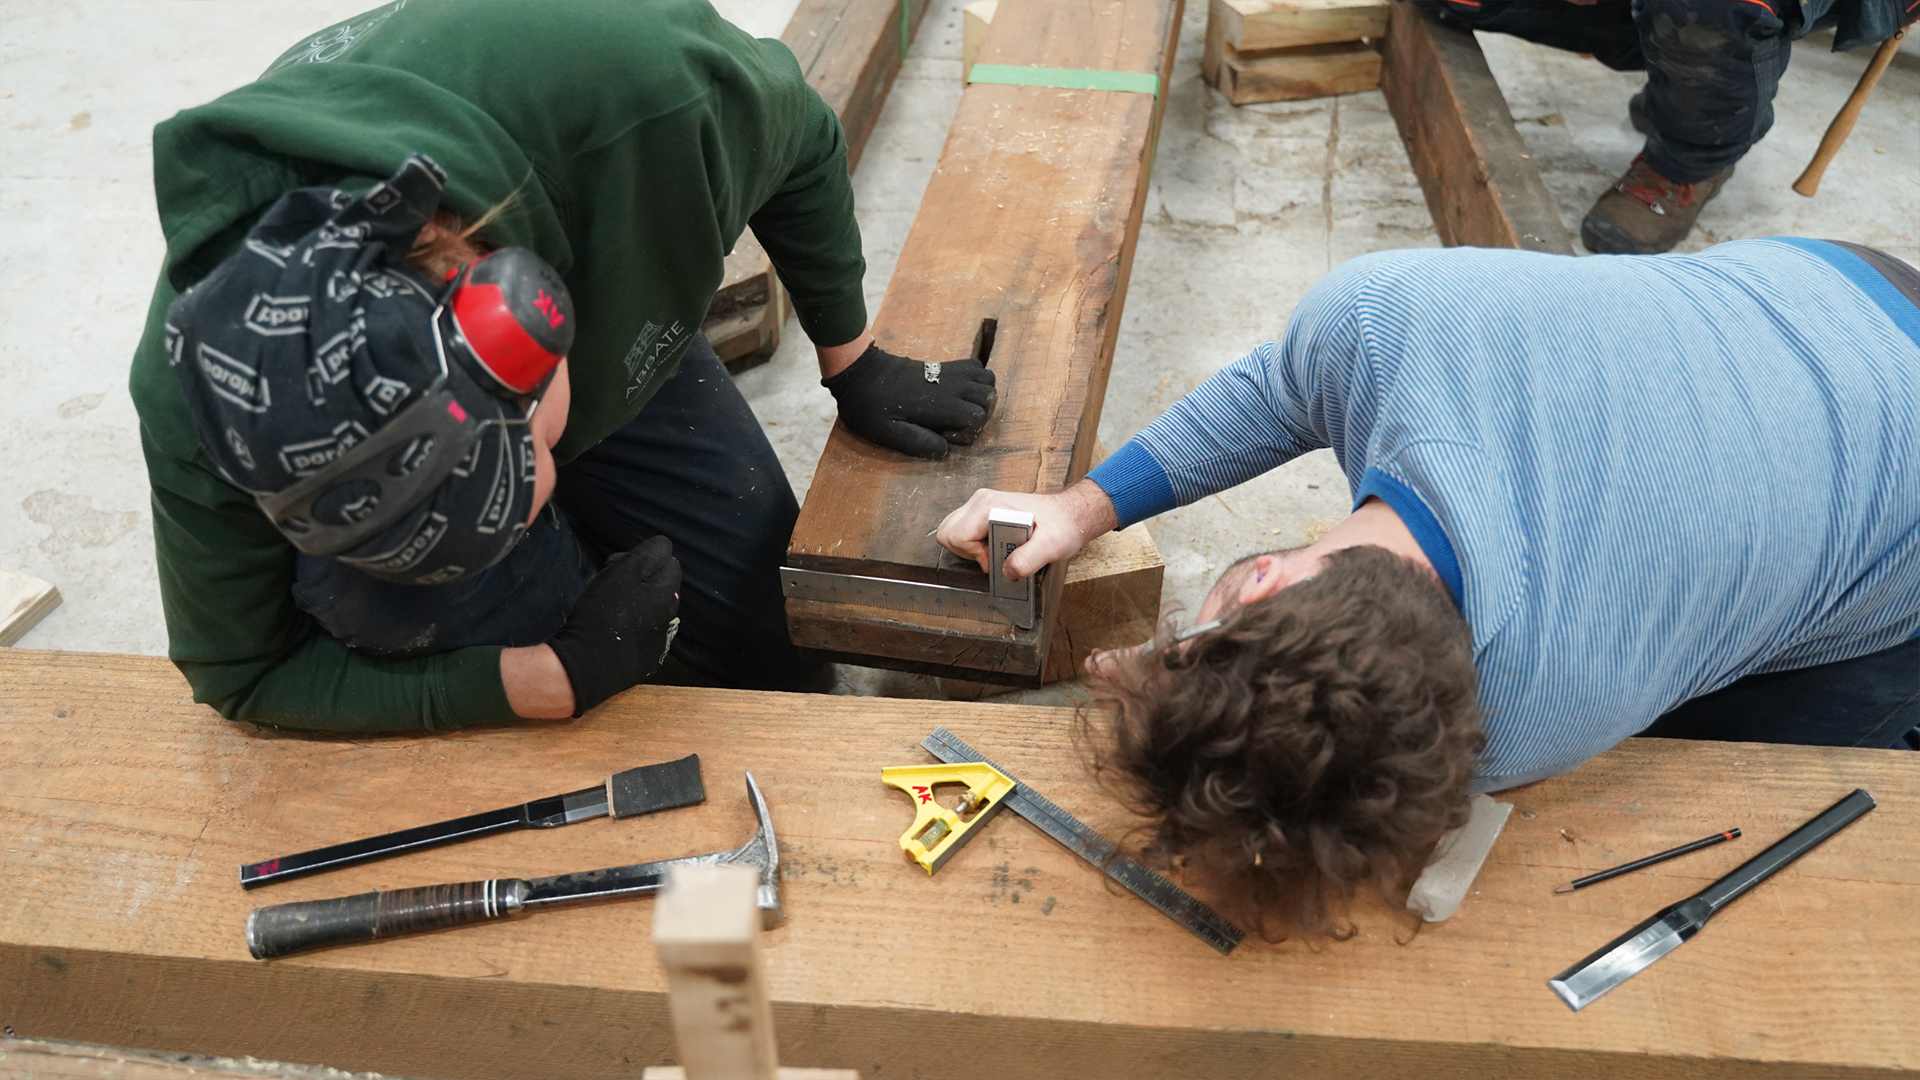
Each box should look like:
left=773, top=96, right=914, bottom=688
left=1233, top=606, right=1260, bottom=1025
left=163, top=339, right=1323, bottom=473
left=921, top=728, right=1244, bottom=955
left=239, top=754, right=705, bottom=888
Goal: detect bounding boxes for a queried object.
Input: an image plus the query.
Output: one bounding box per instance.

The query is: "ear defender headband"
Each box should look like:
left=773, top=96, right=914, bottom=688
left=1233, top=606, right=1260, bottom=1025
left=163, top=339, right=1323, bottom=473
left=258, top=248, right=573, bottom=557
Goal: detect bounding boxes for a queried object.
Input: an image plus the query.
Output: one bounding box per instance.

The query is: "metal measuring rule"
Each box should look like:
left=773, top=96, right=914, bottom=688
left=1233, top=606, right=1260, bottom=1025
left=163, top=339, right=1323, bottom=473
left=921, top=727, right=1244, bottom=955
left=779, top=506, right=1042, bottom=630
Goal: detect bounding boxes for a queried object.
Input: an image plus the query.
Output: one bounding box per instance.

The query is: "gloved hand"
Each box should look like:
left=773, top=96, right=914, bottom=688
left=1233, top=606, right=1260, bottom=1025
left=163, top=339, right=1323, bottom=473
left=821, top=342, right=998, bottom=459
left=545, top=535, right=681, bottom=717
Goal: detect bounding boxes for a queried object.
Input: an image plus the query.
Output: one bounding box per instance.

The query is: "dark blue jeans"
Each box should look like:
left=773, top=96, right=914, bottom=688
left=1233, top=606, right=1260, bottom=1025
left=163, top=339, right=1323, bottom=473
left=1412, top=0, right=1794, bottom=183
left=292, top=335, right=819, bottom=691
left=1641, top=637, right=1920, bottom=750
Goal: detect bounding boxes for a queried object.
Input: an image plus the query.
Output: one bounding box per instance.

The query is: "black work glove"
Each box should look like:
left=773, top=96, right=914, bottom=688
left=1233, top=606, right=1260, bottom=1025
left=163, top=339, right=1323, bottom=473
left=545, top=535, right=681, bottom=717
left=821, top=343, right=998, bottom=459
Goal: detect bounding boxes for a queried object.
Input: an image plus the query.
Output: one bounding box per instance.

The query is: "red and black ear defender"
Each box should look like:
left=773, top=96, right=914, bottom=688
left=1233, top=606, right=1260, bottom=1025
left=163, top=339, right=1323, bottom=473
left=443, top=247, right=574, bottom=397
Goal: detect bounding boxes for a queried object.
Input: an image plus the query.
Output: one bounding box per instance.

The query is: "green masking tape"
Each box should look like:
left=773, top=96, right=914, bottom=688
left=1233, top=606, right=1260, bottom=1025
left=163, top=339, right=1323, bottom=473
left=966, top=63, right=1160, bottom=96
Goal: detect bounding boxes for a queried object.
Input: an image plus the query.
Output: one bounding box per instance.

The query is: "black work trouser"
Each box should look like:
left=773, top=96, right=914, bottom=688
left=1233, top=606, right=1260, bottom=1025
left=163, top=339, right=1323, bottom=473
left=1411, top=0, right=1794, bottom=182
left=292, top=335, right=818, bottom=692
left=1644, top=636, right=1920, bottom=750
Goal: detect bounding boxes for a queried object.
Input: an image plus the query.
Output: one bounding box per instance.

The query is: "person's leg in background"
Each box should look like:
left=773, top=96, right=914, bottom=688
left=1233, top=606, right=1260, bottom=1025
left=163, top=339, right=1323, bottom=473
left=1639, top=637, right=1920, bottom=750
left=1581, top=0, right=1794, bottom=254
left=1409, top=0, right=1647, bottom=68
left=553, top=334, right=825, bottom=692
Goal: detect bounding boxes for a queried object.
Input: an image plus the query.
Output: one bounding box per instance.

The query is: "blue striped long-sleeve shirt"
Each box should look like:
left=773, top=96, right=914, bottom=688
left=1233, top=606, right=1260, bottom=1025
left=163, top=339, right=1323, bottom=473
left=1087, top=238, right=1920, bottom=790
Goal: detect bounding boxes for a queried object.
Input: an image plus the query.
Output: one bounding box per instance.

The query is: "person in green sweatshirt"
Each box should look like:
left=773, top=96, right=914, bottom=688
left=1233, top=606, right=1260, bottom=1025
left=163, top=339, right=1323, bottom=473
left=132, top=0, right=997, bottom=732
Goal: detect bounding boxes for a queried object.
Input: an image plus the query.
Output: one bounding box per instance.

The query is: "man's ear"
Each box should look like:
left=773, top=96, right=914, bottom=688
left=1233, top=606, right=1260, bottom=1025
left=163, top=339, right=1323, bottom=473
left=1237, top=553, right=1295, bottom=606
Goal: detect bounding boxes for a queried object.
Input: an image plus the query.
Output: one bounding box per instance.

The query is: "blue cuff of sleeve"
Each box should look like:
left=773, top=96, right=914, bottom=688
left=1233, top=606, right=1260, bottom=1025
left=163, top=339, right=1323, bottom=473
left=1353, top=467, right=1464, bottom=608
left=1086, top=441, right=1178, bottom=530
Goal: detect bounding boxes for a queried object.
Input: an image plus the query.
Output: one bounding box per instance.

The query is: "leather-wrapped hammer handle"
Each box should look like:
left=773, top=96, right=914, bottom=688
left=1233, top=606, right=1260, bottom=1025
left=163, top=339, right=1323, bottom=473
left=247, top=878, right=531, bottom=958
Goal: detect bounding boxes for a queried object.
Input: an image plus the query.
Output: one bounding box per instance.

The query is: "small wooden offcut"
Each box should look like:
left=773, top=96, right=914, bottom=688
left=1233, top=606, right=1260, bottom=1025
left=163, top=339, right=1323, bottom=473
left=1202, top=0, right=1388, bottom=104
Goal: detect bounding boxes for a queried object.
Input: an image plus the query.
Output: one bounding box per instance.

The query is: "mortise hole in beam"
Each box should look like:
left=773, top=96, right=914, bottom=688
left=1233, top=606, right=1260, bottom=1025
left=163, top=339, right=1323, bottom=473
left=972, top=317, right=998, bottom=366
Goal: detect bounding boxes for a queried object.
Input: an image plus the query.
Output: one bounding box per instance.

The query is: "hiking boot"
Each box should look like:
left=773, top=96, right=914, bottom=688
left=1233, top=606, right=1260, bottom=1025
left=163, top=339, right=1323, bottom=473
left=1628, top=90, right=1651, bottom=136
left=1581, top=155, right=1733, bottom=255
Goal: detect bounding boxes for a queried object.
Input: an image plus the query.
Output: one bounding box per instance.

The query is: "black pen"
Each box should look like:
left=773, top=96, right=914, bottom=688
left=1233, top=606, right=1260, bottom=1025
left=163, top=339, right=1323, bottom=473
left=1554, top=828, right=1742, bottom=893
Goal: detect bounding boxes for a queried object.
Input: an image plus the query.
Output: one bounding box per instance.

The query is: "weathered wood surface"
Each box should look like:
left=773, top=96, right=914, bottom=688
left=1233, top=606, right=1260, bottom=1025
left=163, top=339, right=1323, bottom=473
left=1378, top=1, right=1574, bottom=254
left=4, top=650, right=1917, bottom=1078
left=1212, top=0, right=1389, bottom=50
left=707, top=0, right=935, bottom=367
left=786, top=0, right=1183, bottom=681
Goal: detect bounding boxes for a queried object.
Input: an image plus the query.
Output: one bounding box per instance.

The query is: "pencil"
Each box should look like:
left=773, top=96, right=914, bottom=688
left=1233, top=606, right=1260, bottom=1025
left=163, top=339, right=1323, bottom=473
left=1553, top=828, right=1742, bottom=893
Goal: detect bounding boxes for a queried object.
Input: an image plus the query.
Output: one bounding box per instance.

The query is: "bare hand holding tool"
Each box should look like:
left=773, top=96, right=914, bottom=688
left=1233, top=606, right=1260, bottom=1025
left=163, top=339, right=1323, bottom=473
left=936, top=477, right=1117, bottom=578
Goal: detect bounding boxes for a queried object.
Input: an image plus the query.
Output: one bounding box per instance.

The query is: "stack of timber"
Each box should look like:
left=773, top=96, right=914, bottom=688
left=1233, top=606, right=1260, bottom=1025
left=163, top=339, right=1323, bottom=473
left=1202, top=0, right=1388, bottom=104
left=785, top=0, right=1183, bottom=686
left=5, top=650, right=1917, bottom=1078
left=1378, top=0, right=1574, bottom=253
left=706, top=0, right=934, bottom=373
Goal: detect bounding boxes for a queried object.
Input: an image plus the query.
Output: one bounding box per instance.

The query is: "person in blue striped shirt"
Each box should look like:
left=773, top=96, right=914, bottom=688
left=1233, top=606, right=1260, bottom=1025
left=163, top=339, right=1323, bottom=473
left=937, top=237, right=1920, bottom=937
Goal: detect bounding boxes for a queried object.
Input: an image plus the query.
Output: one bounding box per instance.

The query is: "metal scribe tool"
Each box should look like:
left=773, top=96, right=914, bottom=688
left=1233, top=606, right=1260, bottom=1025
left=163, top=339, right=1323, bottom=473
left=239, top=754, right=706, bottom=888
left=920, top=727, right=1244, bottom=955
left=1548, top=788, right=1875, bottom=1011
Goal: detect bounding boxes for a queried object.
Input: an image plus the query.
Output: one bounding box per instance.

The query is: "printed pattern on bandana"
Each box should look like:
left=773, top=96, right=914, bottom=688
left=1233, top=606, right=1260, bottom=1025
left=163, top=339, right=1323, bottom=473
left=166, top=153, right=535, bottom=584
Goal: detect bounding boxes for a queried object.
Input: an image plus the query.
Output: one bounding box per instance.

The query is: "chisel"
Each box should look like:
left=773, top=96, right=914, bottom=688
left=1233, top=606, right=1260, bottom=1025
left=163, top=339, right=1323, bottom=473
left=239, top=754, right=705, bottom=888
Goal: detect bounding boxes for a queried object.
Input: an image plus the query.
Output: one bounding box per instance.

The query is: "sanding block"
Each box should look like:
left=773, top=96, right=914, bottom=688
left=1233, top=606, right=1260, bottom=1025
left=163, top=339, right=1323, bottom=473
left=1405, top=794, right=1512, bottom=922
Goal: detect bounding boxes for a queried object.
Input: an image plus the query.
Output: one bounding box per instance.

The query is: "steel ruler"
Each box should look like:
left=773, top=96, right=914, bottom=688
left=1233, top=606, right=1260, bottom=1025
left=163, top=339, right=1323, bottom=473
left=921, top=727, right=1244, bottom=955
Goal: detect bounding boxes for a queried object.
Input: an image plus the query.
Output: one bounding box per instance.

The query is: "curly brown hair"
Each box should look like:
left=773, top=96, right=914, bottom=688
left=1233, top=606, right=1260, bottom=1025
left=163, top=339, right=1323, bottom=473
left=1087, top=544, right=1484, bottom=941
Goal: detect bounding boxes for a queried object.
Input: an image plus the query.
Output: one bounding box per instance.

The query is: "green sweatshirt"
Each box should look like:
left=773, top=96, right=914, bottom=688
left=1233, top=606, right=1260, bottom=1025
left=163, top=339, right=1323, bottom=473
left=130, top=0, right=867, bottom=731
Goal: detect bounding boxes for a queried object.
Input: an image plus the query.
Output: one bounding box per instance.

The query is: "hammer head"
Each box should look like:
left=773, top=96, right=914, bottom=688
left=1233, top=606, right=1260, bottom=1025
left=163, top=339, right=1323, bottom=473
left=718, top=771, right=783, bottom=928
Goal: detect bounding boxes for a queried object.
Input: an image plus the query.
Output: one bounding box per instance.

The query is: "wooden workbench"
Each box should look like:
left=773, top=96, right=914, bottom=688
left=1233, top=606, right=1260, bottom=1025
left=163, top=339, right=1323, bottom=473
left=2, top=650, right=1913, bottom=1078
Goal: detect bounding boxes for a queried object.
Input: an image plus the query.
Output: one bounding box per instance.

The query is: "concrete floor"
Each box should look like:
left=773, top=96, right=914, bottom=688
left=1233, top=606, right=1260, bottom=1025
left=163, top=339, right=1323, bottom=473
left=3, top=2, right=1915, bottom=697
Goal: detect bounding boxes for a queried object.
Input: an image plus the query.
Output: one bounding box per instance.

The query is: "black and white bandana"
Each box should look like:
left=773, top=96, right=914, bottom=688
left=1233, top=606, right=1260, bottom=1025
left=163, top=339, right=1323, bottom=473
left=166, top=155, right=538, bottom=585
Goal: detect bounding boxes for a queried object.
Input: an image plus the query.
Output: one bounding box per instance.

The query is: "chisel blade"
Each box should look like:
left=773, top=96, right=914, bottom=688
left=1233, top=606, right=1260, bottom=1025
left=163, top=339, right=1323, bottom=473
left=610, top=753, right=705, bottom=817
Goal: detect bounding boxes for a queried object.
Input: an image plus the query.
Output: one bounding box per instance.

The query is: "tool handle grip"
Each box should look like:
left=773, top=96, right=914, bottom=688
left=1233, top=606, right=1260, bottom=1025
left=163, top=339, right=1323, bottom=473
left=247, top=879, right=529, bottom=958
left=1698, top=789, right=1874, bottom=914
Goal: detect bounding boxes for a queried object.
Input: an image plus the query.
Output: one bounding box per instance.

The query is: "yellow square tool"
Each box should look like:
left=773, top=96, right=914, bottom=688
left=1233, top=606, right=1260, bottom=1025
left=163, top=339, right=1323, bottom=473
left=881, top=761, right=1016, bottom=874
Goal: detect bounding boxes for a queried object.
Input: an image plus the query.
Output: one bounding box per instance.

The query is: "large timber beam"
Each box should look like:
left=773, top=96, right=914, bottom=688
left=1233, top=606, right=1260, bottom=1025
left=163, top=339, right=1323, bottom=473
left=1378, top=1, right=1574, bottom=254
left=785, top=0, right=1184, bottom=685
left=3, top=650, right=1917, bottom=1078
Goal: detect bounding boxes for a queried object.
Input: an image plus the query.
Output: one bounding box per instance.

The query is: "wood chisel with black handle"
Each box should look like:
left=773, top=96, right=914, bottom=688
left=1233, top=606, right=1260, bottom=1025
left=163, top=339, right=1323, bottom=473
left=239, top=754, right=705, bottom=888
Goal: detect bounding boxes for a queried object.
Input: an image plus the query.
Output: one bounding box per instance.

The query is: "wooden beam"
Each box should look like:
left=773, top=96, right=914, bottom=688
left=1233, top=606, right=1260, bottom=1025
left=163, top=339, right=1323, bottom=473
left=1203, top=36, right=1381, bottom=105
left=785, top=0, right=1184, bottom=684
left=5, top=650, right=1917, bottom=1078
left=706, top=0, right=935, bottom=369
left=1377, top=1, right=1574, bottom=254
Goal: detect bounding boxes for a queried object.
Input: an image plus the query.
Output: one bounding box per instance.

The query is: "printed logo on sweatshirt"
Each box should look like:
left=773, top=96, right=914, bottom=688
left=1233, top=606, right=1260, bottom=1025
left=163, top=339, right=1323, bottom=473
left=244, top=237, right=297, bottom=268
left=474, top=435, right=517, bottom=536
left=198, top=344, right=271, bottom=414
left=163, top=323, right=184, bottom=367
left=272, top=1, right=408, bottom=69
left=243, top=293, right=311, bottom=337
left=621, top=319, right=692, bottom=401
left=362, top=374, right=411, bottom=416
left=278, top=420, right=373, bottom=477
left=225, top=428, right=256, bottom=472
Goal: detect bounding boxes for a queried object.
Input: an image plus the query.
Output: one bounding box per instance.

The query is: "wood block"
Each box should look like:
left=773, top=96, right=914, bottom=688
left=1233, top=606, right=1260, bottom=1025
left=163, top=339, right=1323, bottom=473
left=1211, top=0, right=1388, bottom=51
left=1, top=564, right=61, bottom=646
left=4, top=650, right=1917, bottom=1078
left=786, top=0, right=1184, bottom=683
left=1203, top=36, right=1380, bottom=104
left=961, top=0, right=997, bottom=79
left=1378, top=1, right=1573, bottom=254
left=655, top=865, right=779, bottom=1079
